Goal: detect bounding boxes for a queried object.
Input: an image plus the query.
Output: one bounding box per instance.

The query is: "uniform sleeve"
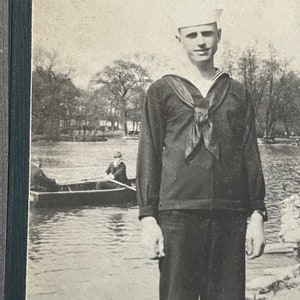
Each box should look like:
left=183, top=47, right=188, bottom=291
left=136, top=84, right=166, bottom=220
left=112, top=163, right=126, bottom=177
left=242, top=92, right=267, bottom=215
left=106, top=163, right=111, bottom=174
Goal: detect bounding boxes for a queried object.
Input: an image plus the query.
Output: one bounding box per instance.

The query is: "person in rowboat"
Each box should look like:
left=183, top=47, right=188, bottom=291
left=96, top=151, right=130, bottom=189
left=136, top=2, right=267, bottom=299
left=30, top=162, right=58, bottom=192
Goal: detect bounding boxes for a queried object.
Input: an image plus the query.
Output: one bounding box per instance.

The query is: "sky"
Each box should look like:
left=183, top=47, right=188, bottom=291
left=32, top=0, right=300, bottom=88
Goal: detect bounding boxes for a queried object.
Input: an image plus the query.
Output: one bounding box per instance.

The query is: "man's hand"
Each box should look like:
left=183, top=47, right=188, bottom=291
left=140, top=216, right=165, bottom=260
left=106, top=174, right=114, bottom=180
left=246, top=212, right=266, bottom=259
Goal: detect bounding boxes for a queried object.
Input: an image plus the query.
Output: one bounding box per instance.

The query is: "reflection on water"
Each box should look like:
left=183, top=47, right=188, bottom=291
left=28, top=206, right=158, bottom=300
left=27, top=141, right=300, bottom=299
left=261, top=144, right=300, bottom=242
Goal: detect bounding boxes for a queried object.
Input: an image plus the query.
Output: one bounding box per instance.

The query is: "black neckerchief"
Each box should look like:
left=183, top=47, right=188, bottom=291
left=163, top=73, right=230, bottom=164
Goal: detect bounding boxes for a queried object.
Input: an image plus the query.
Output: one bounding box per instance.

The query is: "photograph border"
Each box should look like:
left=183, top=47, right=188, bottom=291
left=1, top=1, right=32, bottom=299
left=0, top=0, right=9, bottom=298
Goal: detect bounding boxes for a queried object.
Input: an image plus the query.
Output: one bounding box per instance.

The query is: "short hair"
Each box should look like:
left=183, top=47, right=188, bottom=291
left=113, top=151, right=122, bottom=158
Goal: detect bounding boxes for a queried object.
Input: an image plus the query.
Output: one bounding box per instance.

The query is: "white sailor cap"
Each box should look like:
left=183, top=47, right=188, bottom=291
left=170, top=2, right=223, bottom=29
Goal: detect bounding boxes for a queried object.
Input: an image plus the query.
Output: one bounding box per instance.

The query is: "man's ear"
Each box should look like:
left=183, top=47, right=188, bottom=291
left=217, top=28, right=222, bottom=43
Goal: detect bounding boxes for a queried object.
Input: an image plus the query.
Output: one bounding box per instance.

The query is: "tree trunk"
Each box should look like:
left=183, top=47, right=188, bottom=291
left=110, top=104, right=115, bottom=131
left=45, top=117, right=60, bottom=141
left=123, top=115, right=128, bottom=135
left=112, top=109, right=117, bottom=131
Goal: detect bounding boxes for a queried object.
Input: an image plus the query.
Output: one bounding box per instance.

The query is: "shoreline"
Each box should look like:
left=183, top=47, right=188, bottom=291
left=31, top=130, right=299, bottom=143
left=246, top=263, right=300, bottom=299
left=30, top=130, right=142, bottom=142
left=31, top=135, right=300, bottom=144
left=258, top=137, right=299, bottom=145
left=247, top=193, right=300, bottom=299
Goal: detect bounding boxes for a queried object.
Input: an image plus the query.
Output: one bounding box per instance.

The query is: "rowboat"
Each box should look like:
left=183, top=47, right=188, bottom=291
left=30, top=179, right=136, bottom=208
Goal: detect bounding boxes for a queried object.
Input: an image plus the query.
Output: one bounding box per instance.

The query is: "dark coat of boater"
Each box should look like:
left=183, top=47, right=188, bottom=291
left=30, top=163, right=58, bottom=192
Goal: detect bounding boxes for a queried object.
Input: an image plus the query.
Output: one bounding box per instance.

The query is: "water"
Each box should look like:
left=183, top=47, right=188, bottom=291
left=26, top=140, right=300, bottom=300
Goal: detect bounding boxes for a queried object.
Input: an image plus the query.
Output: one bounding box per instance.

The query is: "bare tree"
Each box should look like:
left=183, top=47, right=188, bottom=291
left=220, top=43, right=300, bottom=138
left=237, top=46, right=266, bottom=116
left=126, top=52, right=171, bottom=80
left=220, top=41, right=239, bottom=78
left=32, top=48, right=79, bottom=140
left=90, top=59, right=152, bottom=135
left=278, top=72, right=300, bottom=135
left=261, top=45, right=292, bottom=138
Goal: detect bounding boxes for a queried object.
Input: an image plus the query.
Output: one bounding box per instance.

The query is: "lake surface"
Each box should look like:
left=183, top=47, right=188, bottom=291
left=26, top=140, right=300, bottom=300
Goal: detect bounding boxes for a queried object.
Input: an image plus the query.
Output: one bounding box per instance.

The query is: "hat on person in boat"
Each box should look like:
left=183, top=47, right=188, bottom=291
left=113, top=151, right=122, bottom=158
left=170, top=1, right=223, bottom=30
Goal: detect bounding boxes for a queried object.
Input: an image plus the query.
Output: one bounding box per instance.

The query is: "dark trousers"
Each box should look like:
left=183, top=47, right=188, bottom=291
left=158, top=211, right=247, bottom=300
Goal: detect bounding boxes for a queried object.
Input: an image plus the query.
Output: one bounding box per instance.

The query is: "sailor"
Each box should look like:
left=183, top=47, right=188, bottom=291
left=137, top=2, right=267, bottom=299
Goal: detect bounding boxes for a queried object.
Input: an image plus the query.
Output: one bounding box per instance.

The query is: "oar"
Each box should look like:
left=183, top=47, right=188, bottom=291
left=58, top=175, right=105, bottom=186
left=108, top=179, right=137, bottom=191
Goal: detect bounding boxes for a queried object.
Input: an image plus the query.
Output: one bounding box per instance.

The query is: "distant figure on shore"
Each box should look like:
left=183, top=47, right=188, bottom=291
left=96, top=152, right=129, bottom=189
left=30, top=162, right=58, bottom=192
left=263, top=133, right=275, bottom=144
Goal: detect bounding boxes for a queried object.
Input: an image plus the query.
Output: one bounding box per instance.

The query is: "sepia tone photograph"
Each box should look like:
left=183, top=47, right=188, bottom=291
left=27, top=1, right=300, bottom=299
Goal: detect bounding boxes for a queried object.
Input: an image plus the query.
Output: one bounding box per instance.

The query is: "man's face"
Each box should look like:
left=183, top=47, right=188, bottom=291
left=114, top=156, right=122, bottom=165
left=177, top=23, right=221, bottom=65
